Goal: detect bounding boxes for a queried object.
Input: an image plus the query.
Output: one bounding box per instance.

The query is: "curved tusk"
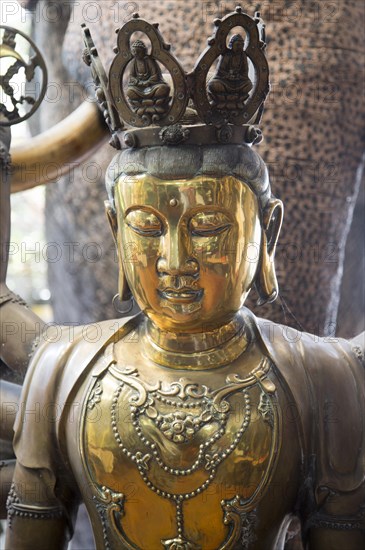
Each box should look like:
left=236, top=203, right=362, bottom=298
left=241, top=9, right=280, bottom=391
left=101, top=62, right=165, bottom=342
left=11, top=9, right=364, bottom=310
left=10, top=101, right=110, bottom=193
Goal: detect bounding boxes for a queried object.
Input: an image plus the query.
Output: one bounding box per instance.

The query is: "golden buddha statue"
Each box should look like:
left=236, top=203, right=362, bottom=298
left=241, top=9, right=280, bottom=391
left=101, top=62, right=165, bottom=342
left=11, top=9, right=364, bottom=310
left=1, top=8, right=364, bottom=550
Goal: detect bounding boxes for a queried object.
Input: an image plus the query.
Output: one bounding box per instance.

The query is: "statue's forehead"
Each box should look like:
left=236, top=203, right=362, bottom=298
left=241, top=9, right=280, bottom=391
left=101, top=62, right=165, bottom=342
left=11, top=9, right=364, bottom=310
left=116, top=175, right=256, bottom=210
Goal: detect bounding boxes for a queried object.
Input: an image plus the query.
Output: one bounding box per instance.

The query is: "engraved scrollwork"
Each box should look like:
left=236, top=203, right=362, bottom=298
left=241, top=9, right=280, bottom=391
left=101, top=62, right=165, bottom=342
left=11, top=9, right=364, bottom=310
left=258, top=391, right=274, bottom=428
left=159, top=377, right=210, bottom=400
left=102, top=354, right=279, bottom=548
left=162, top=535, right=201, bottom=550
left=87, top=380, right=103, bottom=410
left=212, top=357, right=274, bottom=413
left=109, top=364, right=159, bottom=407
left=220, top=496, right=257, bottom=549
left=93, top=486, right=125, bottom=550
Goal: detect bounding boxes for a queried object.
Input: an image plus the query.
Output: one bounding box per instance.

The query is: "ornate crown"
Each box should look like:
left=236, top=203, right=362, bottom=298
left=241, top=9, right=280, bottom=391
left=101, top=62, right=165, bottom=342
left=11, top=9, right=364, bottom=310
left=82, top=6, right=269, bottom=150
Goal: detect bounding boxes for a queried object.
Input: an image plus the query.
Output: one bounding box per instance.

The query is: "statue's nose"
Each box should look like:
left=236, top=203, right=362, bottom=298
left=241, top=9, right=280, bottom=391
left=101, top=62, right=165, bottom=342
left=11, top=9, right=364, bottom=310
left=157, top=233, right=199, bottom=276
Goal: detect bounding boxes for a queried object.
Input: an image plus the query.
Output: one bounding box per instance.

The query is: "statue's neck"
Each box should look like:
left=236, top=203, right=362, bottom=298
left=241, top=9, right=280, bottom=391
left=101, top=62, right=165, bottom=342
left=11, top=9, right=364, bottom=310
left=141, top=310, right=250, bottom=370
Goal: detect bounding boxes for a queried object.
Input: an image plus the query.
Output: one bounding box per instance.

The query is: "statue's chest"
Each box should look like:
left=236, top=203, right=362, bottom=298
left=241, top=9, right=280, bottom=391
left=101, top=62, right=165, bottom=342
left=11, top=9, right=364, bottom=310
left=80, top=344, right=282, bottom=549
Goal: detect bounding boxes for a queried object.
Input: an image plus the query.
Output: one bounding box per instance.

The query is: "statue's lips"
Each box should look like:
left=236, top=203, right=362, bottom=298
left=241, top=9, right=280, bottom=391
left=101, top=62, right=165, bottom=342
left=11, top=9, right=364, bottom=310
left=158, top=288, right=203, bottom=304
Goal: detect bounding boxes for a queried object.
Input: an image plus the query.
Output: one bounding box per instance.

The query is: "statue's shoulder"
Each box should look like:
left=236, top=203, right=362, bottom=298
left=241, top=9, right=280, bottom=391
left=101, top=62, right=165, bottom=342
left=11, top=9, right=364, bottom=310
left=247, top=310, right=365, bottom=496
left=13, top=314, right=141, bottom=470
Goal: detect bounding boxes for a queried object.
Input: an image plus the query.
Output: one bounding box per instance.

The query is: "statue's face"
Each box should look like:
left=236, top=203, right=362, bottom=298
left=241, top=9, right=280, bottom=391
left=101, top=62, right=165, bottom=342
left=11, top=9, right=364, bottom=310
left=132, top=46, right=145, bottom=59
left=115, top=175, right=262, bottom=332
left=230, top=37, right=244, bottom=52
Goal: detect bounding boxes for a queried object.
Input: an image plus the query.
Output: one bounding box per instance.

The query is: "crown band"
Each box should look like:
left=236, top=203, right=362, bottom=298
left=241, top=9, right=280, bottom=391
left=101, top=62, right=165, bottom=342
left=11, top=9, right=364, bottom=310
left=122, top=123, right=263, bottom=149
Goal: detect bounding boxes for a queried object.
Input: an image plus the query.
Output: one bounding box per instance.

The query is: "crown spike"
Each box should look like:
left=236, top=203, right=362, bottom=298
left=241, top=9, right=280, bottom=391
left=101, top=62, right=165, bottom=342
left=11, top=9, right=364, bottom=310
left=235, top=6, right=243, bottom=13
left=213, top=18, right=221, bottom=27
left=132, top=12, right=140, bottom=19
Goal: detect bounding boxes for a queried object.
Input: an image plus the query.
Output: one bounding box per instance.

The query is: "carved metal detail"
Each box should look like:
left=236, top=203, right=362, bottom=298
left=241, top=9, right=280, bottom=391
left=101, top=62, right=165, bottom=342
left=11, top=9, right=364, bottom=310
left=99, top=352, right=277, bottom=547
left=87, top=380, right=103, bottom=410
left=159, top=124, right=190, bottom=145
left=82, top=24, right=123, bottom=149
left=126, top=39, right=171, bottom=120
left=93, top=486, right=125, bottom=550
left=307, top=511, right=365, bottom=532
left=84, top=7, right=270, bottom=148
left=162, top=535, right=201, bottom=550
left=193, top=8, right=269, bottom=126
left=258, top=391, right=274, bottom=428
left=352, top=345, right=364, bottom=367
left=0, top=26, right=47, bottom=126
left=221, top=497, right=257, bottom=549
left=109, top=15, right=188, bottom=128
left=0, top=139, right=11, bottom=172
left=6, top=483, right=64, bottom=528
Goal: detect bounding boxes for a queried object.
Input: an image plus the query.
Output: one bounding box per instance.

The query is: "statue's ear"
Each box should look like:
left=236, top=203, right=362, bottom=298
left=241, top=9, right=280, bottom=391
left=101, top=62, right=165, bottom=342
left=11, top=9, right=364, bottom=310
left=104, top=200, right=132, bottom=302
left=255, top=198, right=284, bottom=306
left=105, top=200, right=118, bottom=245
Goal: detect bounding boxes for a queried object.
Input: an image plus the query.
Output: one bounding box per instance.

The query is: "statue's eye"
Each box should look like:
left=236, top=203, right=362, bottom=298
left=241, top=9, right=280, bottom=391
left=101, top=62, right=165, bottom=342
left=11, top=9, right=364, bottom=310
left=189, top=212, right=232, bottom=237
left=125, top=210, right=163, bottom=237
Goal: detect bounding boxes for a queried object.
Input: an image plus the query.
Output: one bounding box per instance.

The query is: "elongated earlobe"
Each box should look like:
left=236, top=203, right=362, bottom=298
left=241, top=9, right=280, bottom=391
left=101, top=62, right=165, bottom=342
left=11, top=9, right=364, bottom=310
left=118, top=267, right=132, bottom=302
left=105, top=200, right=132, bottom=301
left=255, top=199, right=284, bottom=305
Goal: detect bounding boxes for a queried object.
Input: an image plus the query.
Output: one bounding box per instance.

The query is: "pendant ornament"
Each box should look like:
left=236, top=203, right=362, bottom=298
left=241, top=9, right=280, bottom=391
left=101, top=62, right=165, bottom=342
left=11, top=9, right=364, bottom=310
left=87, top=350, right=278, bottom=548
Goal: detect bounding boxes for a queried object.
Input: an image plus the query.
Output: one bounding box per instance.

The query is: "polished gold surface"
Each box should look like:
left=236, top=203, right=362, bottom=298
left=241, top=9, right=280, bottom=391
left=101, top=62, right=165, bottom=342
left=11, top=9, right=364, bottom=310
left=81, top=323, right=281, bottom=549
left=113, top=175, right=262, bottom=334
left=11, top=101, right=108, bottom=192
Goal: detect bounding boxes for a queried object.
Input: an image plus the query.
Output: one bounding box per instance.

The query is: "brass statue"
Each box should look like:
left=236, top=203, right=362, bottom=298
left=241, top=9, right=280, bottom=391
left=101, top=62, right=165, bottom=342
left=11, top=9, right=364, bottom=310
left=1, top=8, right=364, bottom=550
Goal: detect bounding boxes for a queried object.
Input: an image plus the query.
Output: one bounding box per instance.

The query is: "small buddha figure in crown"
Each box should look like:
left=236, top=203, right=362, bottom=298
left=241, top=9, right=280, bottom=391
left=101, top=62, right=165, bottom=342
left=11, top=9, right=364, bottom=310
left=208, top=34, right=253, bottom=111
left=126, top=39, right=171, bottom=120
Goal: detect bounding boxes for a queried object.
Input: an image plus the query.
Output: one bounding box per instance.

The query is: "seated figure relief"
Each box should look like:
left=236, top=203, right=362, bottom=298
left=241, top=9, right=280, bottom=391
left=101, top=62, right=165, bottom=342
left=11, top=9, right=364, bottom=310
left=126, top=39, right=171, bottom=120
left=208, top=34, right=253, bottom=111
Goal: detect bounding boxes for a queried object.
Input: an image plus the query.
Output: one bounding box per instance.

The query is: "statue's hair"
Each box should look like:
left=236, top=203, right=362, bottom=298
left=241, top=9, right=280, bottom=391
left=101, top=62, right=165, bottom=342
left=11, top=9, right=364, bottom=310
left=131, top=40, right=147, bottom=52
left=106, top=144, right=272, bottom=212
left=229, top=34, right=245, bottom=47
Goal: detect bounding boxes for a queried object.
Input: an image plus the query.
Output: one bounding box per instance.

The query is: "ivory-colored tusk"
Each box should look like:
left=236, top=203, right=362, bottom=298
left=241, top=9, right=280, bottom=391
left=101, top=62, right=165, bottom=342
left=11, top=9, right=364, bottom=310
left=10, top=101, right=110, bottom=193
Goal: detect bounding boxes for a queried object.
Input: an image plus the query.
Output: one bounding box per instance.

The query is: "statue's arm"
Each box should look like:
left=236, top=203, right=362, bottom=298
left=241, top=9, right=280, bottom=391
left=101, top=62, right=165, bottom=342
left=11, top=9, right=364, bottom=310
left=3, top=330, right=85, bottom=548
left=307, top=529, right=365, bottom=549
left=0, top=289, right=45, bottom=379
left=5, top=462, right=77, bottom=550
left=303, top=335, right=365, bottom=549
left=1, top=126, right=45, bottom=380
